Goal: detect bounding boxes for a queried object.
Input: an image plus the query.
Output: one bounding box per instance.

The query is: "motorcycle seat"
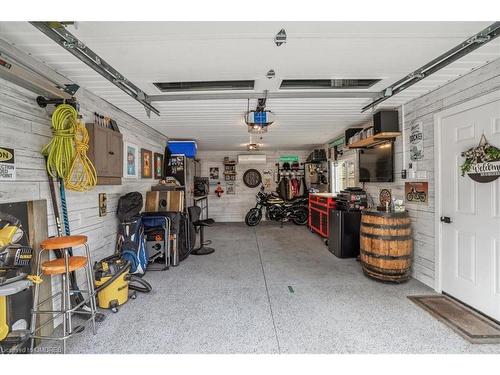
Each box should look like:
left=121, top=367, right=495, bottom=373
left=289, top=197, right=308, bottom=203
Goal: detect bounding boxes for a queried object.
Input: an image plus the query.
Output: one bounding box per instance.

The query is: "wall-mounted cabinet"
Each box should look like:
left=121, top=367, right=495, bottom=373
left=86, top=123, right=123, bottom=185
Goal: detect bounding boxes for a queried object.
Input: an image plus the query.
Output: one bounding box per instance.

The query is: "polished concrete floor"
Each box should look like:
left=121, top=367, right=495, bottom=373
left=60, top=223, right=500, bottom=354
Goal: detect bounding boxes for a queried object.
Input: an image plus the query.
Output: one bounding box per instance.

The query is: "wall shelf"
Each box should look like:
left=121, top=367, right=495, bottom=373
left=348, top=132, right=401, bottom=149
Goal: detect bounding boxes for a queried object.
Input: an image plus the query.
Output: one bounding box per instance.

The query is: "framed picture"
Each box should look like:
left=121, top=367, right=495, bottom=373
left=226, top=181, right=235, bottom=195
left=141, top=149, right=153, bottom=178
left=209, top=167, right=219, bottom=181
left=124, top=142, right=138, bottom=178
left=154, top=152, right=164, bottom=179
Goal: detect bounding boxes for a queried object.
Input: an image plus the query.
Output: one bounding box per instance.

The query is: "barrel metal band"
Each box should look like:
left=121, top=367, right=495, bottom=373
left=360, top=231, right=412, bottom=241
left=361, top=261, right=411, bottom=276
left=361, top=222, right=411, bottom=229
left=360, top=249, right=413, bottom=260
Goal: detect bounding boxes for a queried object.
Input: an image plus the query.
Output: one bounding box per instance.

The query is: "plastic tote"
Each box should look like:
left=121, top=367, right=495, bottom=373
left=167, top=141, right=197, bottom=158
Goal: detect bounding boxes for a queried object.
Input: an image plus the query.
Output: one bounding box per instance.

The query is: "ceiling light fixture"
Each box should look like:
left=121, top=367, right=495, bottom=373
left=247, top=143, right=260, bottom=151
left=274, top=29, right=287, bottom=46
left=245, top=110, right=274, bottom=134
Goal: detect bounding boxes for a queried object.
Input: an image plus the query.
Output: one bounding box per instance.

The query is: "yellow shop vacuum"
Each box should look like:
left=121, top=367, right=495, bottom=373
left=94, top=256, right=151, bottom=313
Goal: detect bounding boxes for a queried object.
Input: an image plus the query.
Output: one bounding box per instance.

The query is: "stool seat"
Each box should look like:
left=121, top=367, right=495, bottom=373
left=193, top=219, right=213, bottom=227
left=40, top=235, right=88, bottom=250
left=41, top=256, right=88, bottom=276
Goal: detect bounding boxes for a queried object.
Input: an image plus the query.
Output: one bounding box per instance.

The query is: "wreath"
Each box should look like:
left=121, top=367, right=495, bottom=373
left=460, top=135, right=500, bottom=176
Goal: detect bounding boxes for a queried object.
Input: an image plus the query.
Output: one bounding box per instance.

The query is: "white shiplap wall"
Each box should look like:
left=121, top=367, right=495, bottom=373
left=362, top=58, right=500, bottom=288
left=197, top=150, right=309, bottom=222
left=0, top=77, right=168, bottom=266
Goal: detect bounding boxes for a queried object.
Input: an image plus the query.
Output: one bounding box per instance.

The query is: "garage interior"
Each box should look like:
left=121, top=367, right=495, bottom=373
left=1, top=18, right=500, bottom=356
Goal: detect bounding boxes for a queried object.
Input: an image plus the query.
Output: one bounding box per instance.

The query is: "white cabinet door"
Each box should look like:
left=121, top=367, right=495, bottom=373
left=440, top=95, right=500, bottom=321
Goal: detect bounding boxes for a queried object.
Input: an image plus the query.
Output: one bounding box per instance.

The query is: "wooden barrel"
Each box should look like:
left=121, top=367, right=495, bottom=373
left=360, top=210, right=413, bottom=283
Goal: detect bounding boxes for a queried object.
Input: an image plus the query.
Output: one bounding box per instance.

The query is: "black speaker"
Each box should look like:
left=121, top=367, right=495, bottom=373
left=373, top=110, right=399, bottom=134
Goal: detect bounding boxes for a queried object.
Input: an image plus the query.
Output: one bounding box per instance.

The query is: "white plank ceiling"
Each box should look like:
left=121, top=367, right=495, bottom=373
left=0, top=21, right=499, bottom=150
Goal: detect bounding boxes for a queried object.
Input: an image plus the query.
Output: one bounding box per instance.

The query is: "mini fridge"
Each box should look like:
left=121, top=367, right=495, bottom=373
left=328, top=210, right=361, bottom=258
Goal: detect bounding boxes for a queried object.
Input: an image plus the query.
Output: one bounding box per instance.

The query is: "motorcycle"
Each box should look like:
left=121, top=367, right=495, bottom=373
left=245, top=185, right=309, bottom=227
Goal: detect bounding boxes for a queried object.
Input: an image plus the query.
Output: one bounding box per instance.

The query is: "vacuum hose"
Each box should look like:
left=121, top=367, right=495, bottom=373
left=127, top=275, right=152, bottom=294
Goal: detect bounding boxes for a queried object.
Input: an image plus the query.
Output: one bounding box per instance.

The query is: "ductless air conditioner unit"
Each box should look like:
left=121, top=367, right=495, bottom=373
left=237, top=154, right=267, bottom=165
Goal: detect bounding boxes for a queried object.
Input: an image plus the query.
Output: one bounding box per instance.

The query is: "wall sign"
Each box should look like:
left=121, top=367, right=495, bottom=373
left=409, top=122, right=424, bottom=161
left=243, top=169, right=262, bottom=188
left=98, top=193, right=107, bottom=217
left=405, top=182, right=428, bottom=205
left=0, top=146, right=16, bottom=180
left=226, top=181, right=235, bottom=195
left=460, top=135, right=500, bottom=183
left=279, top=155, right=299, bottom=163
left=263, top=170, right=272, bottom=189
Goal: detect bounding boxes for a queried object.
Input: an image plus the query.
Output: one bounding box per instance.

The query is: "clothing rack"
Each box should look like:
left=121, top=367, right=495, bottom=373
left=275, top=163, right=306, bottom=183
left=275, top=162, right=308, bottom=201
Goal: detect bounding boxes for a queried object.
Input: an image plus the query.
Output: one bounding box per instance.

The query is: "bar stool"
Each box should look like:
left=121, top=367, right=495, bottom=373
left=30, top=235, right=97, bottom=354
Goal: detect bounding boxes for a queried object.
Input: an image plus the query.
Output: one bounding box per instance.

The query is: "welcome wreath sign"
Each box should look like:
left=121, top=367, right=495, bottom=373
left=460, top=135, right=500, bottom=183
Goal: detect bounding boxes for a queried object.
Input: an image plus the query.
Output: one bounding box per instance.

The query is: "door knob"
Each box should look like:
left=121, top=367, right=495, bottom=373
left=440, top=216, right=452, bottom=224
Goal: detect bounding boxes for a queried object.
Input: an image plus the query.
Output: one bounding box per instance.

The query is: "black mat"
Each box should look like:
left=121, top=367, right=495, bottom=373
left=408, top=295, right=500, bottom=344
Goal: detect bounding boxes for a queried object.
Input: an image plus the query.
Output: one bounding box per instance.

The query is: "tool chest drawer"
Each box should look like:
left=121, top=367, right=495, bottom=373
left=308, top=194, right=336, bottom=238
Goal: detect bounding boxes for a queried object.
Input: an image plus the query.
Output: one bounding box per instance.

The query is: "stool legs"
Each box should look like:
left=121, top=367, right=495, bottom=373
left=192, top=226, right=215, bottom=255
left=84, top=243, right=97, bottom=335
left=63, top=250, right=72, bottom=353
left=29, top=249, right=44, bottom=353
left=30, top=241, right=98, bottom=354
left=61, top=272, right=68, bottom=354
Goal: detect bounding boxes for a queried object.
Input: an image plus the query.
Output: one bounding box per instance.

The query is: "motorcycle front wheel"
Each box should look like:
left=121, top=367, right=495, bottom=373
left=292, top=207, right=308, bottom=225
left=245, top=208, right=263, bottom=226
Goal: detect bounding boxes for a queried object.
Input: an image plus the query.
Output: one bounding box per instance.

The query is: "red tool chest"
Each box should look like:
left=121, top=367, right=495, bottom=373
left=308, top=194, right=336, bottom=238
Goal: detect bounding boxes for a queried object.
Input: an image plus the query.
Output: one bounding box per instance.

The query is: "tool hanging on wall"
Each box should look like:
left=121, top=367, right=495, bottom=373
left=42, top=104, right=77, bottom=180
left=65, top=119, right=97, bottom=191
left=42, top=103, right=96, bottom=192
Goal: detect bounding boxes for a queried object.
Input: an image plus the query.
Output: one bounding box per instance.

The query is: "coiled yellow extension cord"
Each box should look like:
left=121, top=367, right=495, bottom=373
left=66, top=120, right=97, bottom=191
left=42, top=104, right=96, bottom=191
left=42, top=104, right=76, bottom=179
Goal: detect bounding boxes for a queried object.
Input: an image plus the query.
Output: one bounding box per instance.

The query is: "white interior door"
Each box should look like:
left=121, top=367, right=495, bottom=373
left=439, top=93, right=500, bottom=321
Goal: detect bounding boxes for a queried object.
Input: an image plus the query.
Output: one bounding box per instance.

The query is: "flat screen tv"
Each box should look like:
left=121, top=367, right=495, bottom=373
left=358, top=143, right=394, bottom=182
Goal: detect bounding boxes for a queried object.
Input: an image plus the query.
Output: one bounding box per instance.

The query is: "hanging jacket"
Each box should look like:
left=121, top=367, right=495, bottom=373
left=278, top=177, right=288, bottom=200
left=287, top=178, right=293, bottom=200
left=298, top=178, right=304, bottom=197
left=290, top=178, right=300, bottom=198
left=301, top=176, right=307, bottom=196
